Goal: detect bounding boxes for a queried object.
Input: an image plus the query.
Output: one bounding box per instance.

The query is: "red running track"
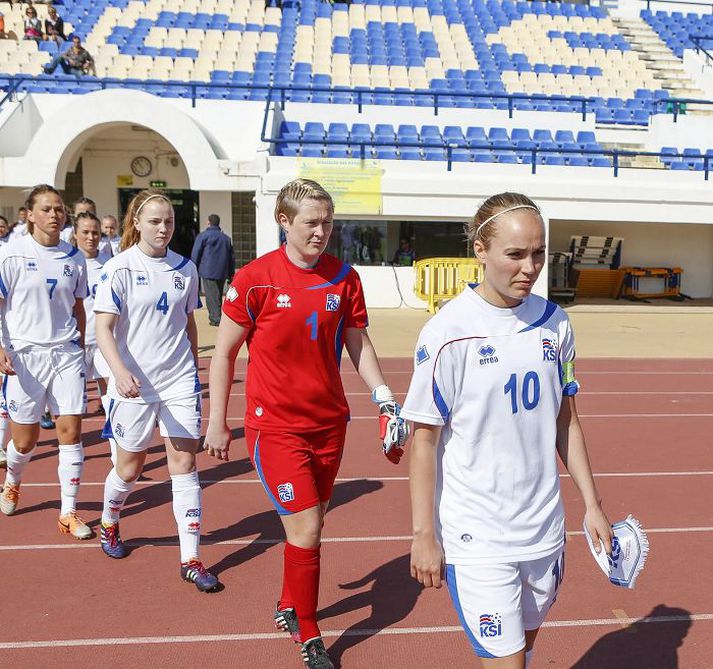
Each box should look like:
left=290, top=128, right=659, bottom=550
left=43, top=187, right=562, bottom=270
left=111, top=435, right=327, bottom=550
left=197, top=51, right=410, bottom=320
left=1, top=358, right=712, bottom=669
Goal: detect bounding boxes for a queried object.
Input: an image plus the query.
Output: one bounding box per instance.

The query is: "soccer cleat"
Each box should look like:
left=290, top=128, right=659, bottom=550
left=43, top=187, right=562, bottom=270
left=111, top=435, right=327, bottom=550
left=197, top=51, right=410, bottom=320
left=100, top=521, right=127, bottom=559
left=40, top=412, right=55, bottom=430
left=58, top=511, right=93, bottom=540
left=0, top=483, right=20, bottom=515
left=0, top=446, right=6, bottom=469
left=300, top=638, right=334, bottom=669
left=274, top=603, right=301, bottom=642
left=180, top=559, right=219, bottom=592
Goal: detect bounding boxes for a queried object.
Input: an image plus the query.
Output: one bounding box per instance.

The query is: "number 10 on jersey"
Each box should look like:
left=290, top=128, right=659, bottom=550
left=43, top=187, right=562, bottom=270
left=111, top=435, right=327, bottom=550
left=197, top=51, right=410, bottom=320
left=504, top=371, right=540, bottom=414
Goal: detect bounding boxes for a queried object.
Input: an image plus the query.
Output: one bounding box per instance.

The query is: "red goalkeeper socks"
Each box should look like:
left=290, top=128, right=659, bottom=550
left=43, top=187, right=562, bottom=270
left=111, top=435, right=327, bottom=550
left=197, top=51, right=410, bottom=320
left=283, top=542, right=321, bottom=642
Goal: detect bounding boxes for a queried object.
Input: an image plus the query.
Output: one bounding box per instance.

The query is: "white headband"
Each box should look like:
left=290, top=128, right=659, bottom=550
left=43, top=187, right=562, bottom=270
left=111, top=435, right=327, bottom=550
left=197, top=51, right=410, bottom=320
left=134, top=194, right=169, bottom=218
left=475, top=204, right=539, bottom=238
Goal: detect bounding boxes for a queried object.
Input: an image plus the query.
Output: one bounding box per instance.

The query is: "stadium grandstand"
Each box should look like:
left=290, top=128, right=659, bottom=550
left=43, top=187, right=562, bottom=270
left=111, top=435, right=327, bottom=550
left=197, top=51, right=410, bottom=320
left=2, top=0, right=713, bottom=304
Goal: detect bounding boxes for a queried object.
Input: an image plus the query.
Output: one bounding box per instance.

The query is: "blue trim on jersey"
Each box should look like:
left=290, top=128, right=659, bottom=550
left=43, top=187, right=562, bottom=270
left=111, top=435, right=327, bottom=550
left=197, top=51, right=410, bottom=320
left=246, top=304, right=256, bottom=322
left=0, top=274, right=7, bottom=298
left=58, top=246, right=79, bottom=260
left=1, top=373, right=8, bottom=404
left=101, top=399, right=115, bottom=439
left=306, top=262, right=351, bottom=290
left=253, top=436, right=291, bottom=516
left=334, top=315, right=345, bottom=369
left=193, top=371, right=201, bottom=394
left=172, top=256, right=189, bottom=271
left=111, top=288, right=122, bottom=311
left=518, top=300, right=558, bottom=333
left=432, top=379, right=450, bottom=422
left=446, top=564, right=496, bottom=659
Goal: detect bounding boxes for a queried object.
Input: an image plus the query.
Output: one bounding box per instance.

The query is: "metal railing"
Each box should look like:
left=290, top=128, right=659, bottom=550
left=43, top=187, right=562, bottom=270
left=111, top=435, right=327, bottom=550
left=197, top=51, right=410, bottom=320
left=691, top=34, right=713, bottom=63
left=259, top=95, right=712, bottom=179
left=643, top=0, right=713, bottom=12
left=1, top=74, right=712, bottom=122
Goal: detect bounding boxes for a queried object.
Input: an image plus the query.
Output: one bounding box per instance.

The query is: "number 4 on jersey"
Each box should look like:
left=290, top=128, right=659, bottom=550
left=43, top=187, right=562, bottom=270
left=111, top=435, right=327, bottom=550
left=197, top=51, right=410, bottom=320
left=156, top=291, right=169, bottom=315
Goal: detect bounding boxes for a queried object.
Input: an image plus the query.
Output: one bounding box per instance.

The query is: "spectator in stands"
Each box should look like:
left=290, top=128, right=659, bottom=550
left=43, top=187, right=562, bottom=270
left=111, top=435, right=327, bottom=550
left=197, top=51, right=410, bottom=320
left=45, top=24, right=65, bottom=52
left=0, top=10, right=6, bottom=40
left=100, top=214, right=121, bottom=256
left=190, top=213, right=235, bottom=326
left=23, top=5, right=42, bottom=42
left=43, top=35, right=96, bottom=76
left=44, top=6, right=65, bottom=41
left=392, top=239, right=416, bottom=266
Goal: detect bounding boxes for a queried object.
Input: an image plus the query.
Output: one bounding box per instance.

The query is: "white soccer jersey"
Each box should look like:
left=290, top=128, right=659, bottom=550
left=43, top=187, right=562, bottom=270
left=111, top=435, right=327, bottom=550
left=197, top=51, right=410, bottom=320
left=0, top=234, right=88, bottom=351
left=401, top=288, right=579, bottom=565
left=93, top=245, right=200, bottom=404
left=59, top=225, right=74, bottom=243
left=83, top=251, right=111, bottom=346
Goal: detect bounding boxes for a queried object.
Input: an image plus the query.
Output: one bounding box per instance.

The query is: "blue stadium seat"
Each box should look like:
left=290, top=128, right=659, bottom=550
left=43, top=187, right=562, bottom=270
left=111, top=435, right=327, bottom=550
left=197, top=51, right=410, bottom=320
left=399, top=148, right=422, bottom=160
left=300, top=145, right=323, bottom=157
left=376, top=147, right=398, bottom=160
left=420, top=125, right=443, bottom=146
left=303, top=122, right=326, bottom=140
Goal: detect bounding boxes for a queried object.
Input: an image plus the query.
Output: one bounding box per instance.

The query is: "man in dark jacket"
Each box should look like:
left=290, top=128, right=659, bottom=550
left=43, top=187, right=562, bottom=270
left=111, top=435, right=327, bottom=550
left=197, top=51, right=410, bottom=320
left=190, top=214, right=235, bottom=326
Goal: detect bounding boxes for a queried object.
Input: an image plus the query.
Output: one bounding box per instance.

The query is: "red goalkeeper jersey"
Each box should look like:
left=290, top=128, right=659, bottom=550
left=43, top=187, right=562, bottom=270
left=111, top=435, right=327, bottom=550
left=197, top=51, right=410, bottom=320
left=222, top=246, right=368, bottom=431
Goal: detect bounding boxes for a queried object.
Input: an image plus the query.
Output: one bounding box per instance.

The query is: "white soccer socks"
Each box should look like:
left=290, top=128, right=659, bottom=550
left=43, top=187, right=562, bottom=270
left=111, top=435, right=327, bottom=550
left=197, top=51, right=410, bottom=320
left=5, top=440, right=35, bottom=486
left=101, top=467, right=136, bottom=525
left=171, top=471, right=202, bottom=563
left=57, top=443, right=84, bottom=515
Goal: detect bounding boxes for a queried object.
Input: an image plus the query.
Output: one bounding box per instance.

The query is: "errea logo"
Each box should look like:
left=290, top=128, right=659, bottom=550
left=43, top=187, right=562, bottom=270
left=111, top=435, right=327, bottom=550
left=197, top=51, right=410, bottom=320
left=478, top=344, right=499, bottom=366
left=276, top=293, right=291, bottom=308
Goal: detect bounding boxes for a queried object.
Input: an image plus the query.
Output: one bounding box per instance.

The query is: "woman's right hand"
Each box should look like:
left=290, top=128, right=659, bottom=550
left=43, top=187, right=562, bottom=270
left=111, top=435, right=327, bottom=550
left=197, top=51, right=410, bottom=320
left=0, top=348, right=15, bottom=376
left=411, top=532, right=445, bottom=588
left=204, top=421, right=231, bottom=461
left=115, top=368, right=141, bottom=398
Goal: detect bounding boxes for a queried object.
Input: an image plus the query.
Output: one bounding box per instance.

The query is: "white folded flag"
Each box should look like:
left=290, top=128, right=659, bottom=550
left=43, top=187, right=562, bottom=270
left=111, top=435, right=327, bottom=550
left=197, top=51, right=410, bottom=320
left=583, top=514, right=649, bottom=589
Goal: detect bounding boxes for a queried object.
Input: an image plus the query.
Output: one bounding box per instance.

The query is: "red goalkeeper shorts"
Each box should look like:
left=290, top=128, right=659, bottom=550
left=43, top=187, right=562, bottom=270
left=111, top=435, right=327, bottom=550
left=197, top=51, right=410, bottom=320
left=246, top=423, right=347, bottom=515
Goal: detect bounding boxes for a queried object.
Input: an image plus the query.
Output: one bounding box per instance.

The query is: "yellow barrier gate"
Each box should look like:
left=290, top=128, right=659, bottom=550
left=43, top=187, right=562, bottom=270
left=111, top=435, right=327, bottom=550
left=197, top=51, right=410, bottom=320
left=413, top=257, right=483, bottom=313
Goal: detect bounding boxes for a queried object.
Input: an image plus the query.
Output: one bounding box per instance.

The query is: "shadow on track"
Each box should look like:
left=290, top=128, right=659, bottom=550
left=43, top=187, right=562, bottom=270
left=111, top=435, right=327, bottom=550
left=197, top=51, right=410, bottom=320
left=319, top=553, right=423, bottom=668
left=571, top=604, right=692, bottom=669
left=205, top=478, right=383, bottom=577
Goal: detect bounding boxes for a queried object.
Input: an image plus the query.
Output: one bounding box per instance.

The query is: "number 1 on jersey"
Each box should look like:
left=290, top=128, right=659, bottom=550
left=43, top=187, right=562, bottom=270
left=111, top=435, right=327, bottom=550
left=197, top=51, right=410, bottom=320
left=156, top=291, right=169, bottom=315
left=504, top=371, right=541, bottom=414
left=305, top=311, right=318, bottom=340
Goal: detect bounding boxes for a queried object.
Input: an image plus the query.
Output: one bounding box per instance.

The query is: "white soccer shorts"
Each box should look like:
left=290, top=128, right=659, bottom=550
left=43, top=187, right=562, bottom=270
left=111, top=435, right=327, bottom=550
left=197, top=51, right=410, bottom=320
left=103, top=394, right=202, bottom=452
left=446, top=546, right=565, bottom=659
left=84, top=344, right=110, bottom=381
left=3, top=346, right=87, bottom=423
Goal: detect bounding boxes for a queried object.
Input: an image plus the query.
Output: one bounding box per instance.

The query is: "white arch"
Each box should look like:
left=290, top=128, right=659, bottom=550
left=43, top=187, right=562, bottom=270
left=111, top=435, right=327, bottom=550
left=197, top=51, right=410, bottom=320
left=21, top=89, right=224, bottom=189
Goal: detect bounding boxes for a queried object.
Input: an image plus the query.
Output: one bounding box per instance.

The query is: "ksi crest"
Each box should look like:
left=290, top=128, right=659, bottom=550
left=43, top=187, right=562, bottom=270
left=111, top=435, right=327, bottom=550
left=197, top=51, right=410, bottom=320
left=326, top=294, right=340, bottom=312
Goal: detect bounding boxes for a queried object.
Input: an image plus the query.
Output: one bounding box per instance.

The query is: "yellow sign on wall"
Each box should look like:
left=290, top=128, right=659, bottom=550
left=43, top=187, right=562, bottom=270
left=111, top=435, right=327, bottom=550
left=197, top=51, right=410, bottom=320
left=116, top=174, right=134, bottom=186
left=298, top=158, right=383, bottom=215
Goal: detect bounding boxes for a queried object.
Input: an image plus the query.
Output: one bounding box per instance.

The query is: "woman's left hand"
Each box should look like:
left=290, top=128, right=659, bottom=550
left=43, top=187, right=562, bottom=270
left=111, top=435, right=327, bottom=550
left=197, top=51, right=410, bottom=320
left=584, top=504, right=614, bottom=556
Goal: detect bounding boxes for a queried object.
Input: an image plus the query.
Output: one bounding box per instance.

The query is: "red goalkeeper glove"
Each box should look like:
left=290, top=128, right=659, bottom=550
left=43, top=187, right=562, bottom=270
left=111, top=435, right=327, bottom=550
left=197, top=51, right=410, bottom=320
left=372, top=385, right=409, bottom=464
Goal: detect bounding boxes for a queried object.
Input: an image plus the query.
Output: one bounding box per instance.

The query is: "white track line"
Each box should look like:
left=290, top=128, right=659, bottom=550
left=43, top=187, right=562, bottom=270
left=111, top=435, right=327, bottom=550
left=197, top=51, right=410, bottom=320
left=2, top=526, right=712, bottom=552
left=17, top=470, right=713, bottom=489
left=1, top=614, right=711, bottom=650
left=79, top=413, right=713, bottom=423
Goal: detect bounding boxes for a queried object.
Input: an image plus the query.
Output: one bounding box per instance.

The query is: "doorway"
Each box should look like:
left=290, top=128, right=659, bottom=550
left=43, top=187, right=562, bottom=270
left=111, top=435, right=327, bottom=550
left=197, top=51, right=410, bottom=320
left=118, top=188, right=199, bottom=258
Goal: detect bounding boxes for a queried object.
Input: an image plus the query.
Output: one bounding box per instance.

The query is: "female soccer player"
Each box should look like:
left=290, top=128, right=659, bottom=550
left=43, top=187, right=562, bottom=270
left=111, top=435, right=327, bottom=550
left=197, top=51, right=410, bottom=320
left=73, top=211, right=111, bottom=411
left=404, top=193, right=613, bottom=669
left=94, top=189, right=218, bottom=592
left=0, top=185, right=91, bottom=539
left=205, top=178, right=406, bottom=669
